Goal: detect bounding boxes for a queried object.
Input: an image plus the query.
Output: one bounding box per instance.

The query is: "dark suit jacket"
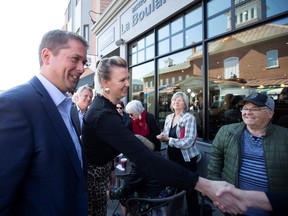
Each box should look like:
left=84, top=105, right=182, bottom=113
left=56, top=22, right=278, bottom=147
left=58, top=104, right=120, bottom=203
left=0, top=76, right=88, bottom=216
left=71, top=103, right=82, bottom=136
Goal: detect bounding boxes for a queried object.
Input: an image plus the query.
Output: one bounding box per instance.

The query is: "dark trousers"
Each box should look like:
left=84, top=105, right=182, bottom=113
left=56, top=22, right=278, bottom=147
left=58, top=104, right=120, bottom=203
left=169, top=155, right=199, bottom=216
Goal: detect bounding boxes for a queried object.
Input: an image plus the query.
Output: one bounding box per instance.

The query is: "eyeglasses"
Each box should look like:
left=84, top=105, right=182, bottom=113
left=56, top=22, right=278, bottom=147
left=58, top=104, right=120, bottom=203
left=116, top=107, right=123, bottom=110
left=240, top=107, right=269, bottom=113
left=129, top=113, right=134, bottom=117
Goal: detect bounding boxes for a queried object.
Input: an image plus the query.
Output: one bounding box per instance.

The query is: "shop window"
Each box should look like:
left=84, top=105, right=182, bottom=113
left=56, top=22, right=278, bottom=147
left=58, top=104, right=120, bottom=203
left=131, top=61, right=154, bottom=114
left=266, top=50, right=278, bottom=68
left=157, top=7, right=202, bottom=55
left=208, top=0, right=265, bottom=37
left=157, top=49, right=203, bottom=134
left=171, top=16, right=183, bottom=34
left=185, top=25, right=202, bottom=45
left=208, top=19, right=288, bottom=140
left=207, top=0, right=231, bottom=17
left=158, top=39, right=170, bottom=56
left=128, top=32, right=155, bottom=66
left=185, top=6, right=202, bottom=28
left=185, top=6, right=203, bottom=45
left=171, top=32, right=183, bottom=51
left=266, top=0, right=288, bottom=17
left=158, top=25, right=169, bottom=41
left=208, top=13, right=231, bottom=37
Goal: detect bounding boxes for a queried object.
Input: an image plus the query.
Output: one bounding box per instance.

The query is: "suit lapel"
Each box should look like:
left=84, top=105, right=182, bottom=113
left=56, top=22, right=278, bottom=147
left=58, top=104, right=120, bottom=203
left=70, top=104, right=82, bottom=137
left=30, top=77, right=86, bottom=184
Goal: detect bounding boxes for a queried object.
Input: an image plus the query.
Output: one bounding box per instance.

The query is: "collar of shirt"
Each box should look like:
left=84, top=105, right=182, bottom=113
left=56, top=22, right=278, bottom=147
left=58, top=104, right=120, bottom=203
left=36, top=74, right=70, bottom=109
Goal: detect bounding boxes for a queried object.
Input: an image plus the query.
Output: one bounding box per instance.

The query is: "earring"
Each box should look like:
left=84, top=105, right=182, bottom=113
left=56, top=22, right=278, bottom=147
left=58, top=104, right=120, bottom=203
left=104, top=88, right=110, bottom=93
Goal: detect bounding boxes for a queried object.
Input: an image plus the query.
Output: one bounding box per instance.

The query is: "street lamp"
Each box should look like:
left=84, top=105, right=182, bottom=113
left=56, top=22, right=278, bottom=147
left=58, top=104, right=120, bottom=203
left=89, top=10, right=102, bottom=24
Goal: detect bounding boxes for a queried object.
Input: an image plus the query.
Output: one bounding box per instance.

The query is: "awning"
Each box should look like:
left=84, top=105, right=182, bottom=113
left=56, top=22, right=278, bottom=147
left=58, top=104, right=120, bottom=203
left=247, top=78, right=288, bottom=87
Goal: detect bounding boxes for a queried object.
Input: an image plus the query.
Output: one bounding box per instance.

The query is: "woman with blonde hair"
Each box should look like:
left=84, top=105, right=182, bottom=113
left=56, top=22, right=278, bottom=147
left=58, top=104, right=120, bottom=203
left=82, top=56, right=245, bottom=216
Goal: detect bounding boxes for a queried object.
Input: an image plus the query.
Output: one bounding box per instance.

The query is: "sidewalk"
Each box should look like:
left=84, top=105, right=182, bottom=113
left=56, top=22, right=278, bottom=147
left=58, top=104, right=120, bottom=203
left=107, top=199, right=122, bottom=216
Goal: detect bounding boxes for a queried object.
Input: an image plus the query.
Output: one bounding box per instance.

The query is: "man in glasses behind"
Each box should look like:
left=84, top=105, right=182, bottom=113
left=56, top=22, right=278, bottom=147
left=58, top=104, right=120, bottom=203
left=116, top=101, right=130, bottom=125
left=207, top=93, right=288, bottom=216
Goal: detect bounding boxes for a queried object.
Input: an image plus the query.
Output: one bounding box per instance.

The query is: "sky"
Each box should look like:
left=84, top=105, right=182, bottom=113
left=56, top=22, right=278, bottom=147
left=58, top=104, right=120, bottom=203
left=0, top=0, right=68, bottom=90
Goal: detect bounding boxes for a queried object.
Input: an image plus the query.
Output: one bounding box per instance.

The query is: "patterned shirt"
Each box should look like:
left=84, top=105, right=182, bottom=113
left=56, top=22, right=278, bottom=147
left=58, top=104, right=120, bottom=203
left=162, top=112, right=199, bottom=161
left=238, top=129, right=269, bottom=216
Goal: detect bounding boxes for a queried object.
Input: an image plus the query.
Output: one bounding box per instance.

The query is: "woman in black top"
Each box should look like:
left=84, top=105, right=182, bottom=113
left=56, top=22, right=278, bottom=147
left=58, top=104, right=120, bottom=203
left=82, top=56, right=243, bottom=216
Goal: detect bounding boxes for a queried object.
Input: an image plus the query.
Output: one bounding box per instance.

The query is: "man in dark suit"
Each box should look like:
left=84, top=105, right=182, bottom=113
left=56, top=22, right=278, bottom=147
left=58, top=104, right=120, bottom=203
left=0, top=30, right=89, bottom=215
left=71, top=85, right=93, bottom=136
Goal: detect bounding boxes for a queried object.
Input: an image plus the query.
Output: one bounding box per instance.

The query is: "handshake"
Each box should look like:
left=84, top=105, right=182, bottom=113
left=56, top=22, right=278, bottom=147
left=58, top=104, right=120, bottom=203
left=199, top=179, right=273, bottom=215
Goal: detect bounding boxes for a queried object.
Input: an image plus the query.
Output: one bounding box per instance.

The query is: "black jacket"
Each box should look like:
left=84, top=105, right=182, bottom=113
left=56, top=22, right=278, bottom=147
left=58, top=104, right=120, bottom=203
left=82, top=94, right=199, bottom=191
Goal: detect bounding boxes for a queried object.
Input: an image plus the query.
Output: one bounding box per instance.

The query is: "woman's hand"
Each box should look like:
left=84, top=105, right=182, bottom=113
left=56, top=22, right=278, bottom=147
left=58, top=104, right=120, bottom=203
left=156, top=132, right=169, bottom=142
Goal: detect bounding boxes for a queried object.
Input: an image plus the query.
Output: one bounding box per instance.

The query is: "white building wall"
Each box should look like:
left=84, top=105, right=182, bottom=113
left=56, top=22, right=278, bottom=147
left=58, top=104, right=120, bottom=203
left=93, top=0, right=194, bottom=57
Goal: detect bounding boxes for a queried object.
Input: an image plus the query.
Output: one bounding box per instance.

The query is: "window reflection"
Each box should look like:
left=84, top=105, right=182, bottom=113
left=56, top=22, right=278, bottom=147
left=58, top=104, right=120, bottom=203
left=157, top=48, right=204, bottom=135
left=208, top=18, right=288, bottom=139
left=185, top=25, right=202, bottom=45
left=207, top=0, right=281, bottom=37
left=171, top=16, right=183, bottom=34
left=158, top=39, right=169, bottom=55
left=128, top=1, right=288, bottom=142
left=185, top=6, right=202, bottom=27
left=157, top=6, right=203, bottom=55
left=158, top=25, right=169, bottom=40
left=266, top=0, right=288, bottom=17
left=128, top=32, right=155, bottom=66
left=171, top=33, right=183, bottom=51
left=233, top=0, right=262, bottom=29
left=208, top=13, right=231, bottom=38
left=131, top=62, right=155, bottom=114
left=207, top=0, right=231, bottom=17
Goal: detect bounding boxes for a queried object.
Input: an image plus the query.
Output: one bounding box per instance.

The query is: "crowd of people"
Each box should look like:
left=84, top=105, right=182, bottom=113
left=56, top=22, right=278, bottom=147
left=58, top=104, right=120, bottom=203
left=0, top=29, right=286, bottom=216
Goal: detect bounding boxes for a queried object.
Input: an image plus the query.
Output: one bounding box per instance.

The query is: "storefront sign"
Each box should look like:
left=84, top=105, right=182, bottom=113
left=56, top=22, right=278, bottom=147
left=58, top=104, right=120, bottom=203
left=121, top=0, right=167, bottom=34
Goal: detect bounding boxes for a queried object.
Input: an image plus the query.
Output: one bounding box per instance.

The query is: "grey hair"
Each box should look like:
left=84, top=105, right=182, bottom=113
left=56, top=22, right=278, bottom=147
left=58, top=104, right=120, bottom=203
left=96, top=56, right=127, bottom=88
left=76, top=85, right=93, bottom=97
left=125, top=100, right=145, bottom=115
left=38, top=29, right=89, bottom=66
left=170, top=92, right=189, bottom=112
